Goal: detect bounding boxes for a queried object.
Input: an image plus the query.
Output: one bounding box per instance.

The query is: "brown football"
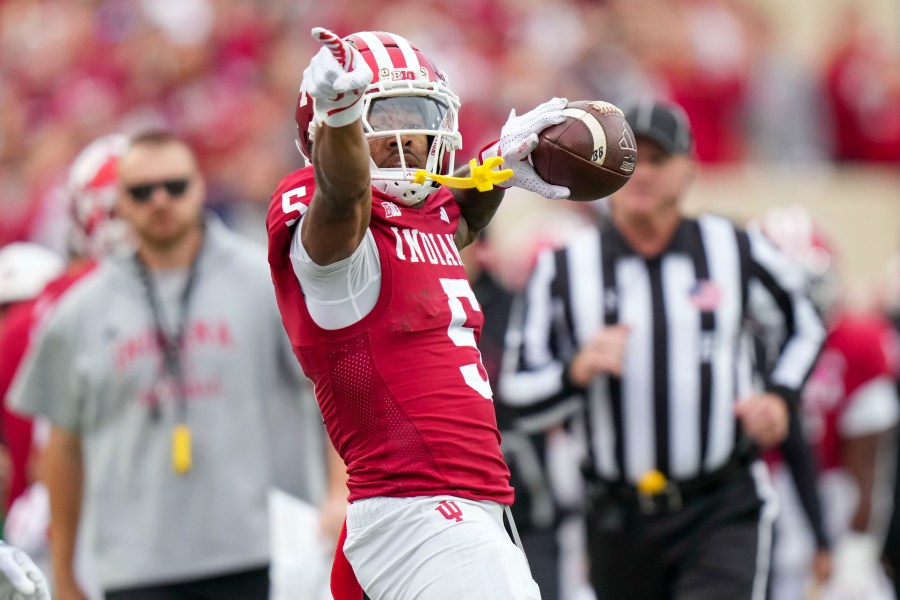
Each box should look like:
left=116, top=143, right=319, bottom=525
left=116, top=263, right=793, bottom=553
left=531, top=100, right=637, bottom=202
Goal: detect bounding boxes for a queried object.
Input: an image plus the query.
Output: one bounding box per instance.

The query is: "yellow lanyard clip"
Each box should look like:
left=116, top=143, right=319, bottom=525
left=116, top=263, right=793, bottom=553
left=172, top=424, right=192, bottom=475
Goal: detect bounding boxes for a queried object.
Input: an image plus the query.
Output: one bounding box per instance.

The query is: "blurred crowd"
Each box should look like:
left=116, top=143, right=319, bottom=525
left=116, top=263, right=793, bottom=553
left=1, top=0, right=900, bottom=599
left=2, top=0, right=900, bottom=251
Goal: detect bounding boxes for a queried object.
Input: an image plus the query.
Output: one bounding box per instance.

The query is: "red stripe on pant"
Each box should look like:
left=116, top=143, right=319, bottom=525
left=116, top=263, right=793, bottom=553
left=331, top=518, right=364, bottom=600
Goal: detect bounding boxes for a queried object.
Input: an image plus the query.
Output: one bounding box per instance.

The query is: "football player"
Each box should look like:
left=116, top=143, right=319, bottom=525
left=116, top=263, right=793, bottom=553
left=267, top=28, right=569, bottom=600
left=1, top=134, right=128, bottom=599
left=759, top=207, right=899, bottom=600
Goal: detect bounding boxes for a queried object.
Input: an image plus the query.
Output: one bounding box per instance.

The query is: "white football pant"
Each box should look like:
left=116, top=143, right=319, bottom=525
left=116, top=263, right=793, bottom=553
left=344, top=495, right=541, bottom=599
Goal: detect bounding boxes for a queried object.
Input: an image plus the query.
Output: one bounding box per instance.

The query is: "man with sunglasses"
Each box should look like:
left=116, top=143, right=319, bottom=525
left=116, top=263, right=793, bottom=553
left=11, top=131, right=346, bottom=600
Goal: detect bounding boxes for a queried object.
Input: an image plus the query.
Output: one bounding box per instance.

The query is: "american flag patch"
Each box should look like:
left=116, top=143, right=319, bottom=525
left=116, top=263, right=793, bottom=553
left=689, top=280, right=721, bottom=311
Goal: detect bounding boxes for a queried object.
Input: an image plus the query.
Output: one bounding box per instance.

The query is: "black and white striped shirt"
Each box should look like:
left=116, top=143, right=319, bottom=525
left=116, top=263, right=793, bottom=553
left=500, top=214, right=825, bottom=484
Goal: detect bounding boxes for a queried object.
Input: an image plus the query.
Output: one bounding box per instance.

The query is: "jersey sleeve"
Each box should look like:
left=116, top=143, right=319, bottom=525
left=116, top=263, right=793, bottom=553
left=268, top=166, right=383, bottom=331
left=836, top=317, right=900, bottom=437
left=745, top=225, right=826, bottom=404
left=267, top=167, right=317, bottom=274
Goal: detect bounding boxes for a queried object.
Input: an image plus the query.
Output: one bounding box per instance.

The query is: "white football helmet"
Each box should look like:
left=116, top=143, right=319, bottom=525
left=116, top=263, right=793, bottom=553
left=67, top=134, right=130, bottom=259
left=758, top=205, right=840, bottom=316
left=295, top=31, right=462, bottom=206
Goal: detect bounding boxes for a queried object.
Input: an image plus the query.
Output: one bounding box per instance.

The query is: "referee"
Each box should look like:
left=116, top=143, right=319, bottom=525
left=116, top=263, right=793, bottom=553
left=500, top=100, right=826, bottom=600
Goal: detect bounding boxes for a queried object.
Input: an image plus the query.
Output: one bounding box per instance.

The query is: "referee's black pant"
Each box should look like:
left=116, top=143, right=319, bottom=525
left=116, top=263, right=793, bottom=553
left=586, top=468, right=771, bottom=600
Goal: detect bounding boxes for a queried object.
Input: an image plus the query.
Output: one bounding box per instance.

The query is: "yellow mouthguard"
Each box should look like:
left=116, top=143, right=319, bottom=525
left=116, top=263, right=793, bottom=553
left=412, top=157, right=512, bottom=192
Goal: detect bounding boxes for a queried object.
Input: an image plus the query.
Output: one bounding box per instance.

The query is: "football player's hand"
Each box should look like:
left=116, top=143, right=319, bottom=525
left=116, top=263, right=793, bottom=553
left=302, top=27, right=372, bottom=128
left=821, top=533, right=882, bottom=600
left=481, top=98, right=570, bottom=199
left=735, top=392, right=788, bottom=448
left=568, top=325, right=630, bottom=386
left=0, top=541, right=51, bottom=599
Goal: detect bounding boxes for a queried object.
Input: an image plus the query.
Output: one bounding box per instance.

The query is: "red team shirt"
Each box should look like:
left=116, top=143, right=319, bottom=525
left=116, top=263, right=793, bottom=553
left=267, top=167, right=513, bottom=505
left=0, top=264, right=95, bottom=507
left=802, top=312, right=896, bottom=471
left=0, top=300, right=39, bottom=507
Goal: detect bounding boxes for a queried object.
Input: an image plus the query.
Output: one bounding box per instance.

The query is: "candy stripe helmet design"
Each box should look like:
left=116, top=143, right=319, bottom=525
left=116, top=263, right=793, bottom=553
left=295, top=31, right=462, bottom=206
left=67, top=134, right=130, bottom=259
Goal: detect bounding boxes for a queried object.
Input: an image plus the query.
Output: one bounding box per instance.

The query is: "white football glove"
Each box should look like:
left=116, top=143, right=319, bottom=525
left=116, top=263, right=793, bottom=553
left=302, top=27, right=373, bottom=128
left=0, top=541, right=50, bottom=599
left=821, top=533, right=889, bottom=600
left=481, top=97, right=570, bottom=199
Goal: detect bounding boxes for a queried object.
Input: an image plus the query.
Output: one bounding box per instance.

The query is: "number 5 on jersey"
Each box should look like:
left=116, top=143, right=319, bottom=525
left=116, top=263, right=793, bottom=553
left=282, top=186, right=307, bottom=224
left=439, top=278, right=493, bottom=400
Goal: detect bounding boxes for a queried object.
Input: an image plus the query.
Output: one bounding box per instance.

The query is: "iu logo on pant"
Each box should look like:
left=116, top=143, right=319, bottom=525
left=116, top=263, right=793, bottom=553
left=435, top=500, right=463, bottom=522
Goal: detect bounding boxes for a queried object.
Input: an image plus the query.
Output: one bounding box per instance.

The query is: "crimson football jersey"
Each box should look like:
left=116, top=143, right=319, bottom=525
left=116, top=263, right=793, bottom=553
left=0, top=264, right=95, bottom=507
left=267, top=167, right=513, bottom=504
left=803, top=312, right=897, bottom=471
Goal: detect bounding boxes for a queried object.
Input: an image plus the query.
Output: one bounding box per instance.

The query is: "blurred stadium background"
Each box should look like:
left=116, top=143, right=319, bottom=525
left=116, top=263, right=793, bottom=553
left=1, top=1, right=899, bottom=598
left=2, top=0, right=898, bottom=304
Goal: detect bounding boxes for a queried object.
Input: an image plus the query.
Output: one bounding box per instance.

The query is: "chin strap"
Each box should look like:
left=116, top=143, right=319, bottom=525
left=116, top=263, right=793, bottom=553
left=411, top=157, right=512, bottom=192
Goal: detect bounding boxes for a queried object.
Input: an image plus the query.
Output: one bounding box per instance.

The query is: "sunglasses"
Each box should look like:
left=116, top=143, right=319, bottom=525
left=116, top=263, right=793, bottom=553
left=125, top=178, right=191, bottom=203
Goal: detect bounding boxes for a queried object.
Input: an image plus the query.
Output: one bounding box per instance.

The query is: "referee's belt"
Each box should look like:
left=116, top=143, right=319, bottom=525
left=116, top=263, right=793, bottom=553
left=586, top=456, right=748, bottom=515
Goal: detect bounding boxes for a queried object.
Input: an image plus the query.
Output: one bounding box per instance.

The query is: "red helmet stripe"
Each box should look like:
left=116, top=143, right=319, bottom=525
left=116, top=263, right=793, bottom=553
left=387, top=32, right=420, bottom=72
left=88, top=156, right=118, bottom=189
left=346, top=33, right=369, bottom=52
left=386, top=47, right=408, bottom=70
left=352, top=31, right=393, bottom=72
left=373, top=31, right=399, bottom=49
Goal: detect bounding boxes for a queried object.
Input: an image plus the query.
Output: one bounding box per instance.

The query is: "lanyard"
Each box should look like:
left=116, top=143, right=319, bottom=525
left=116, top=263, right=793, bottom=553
left=133, top=231, right=204, bottom=474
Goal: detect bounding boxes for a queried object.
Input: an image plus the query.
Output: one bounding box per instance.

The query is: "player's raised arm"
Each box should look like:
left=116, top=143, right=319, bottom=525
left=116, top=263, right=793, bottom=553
left=300, top=28, right=374, bottom=265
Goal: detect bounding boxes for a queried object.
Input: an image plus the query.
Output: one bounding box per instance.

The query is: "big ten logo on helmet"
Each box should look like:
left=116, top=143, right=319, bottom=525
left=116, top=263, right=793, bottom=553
left=380, top=67, right=429, bottom=82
